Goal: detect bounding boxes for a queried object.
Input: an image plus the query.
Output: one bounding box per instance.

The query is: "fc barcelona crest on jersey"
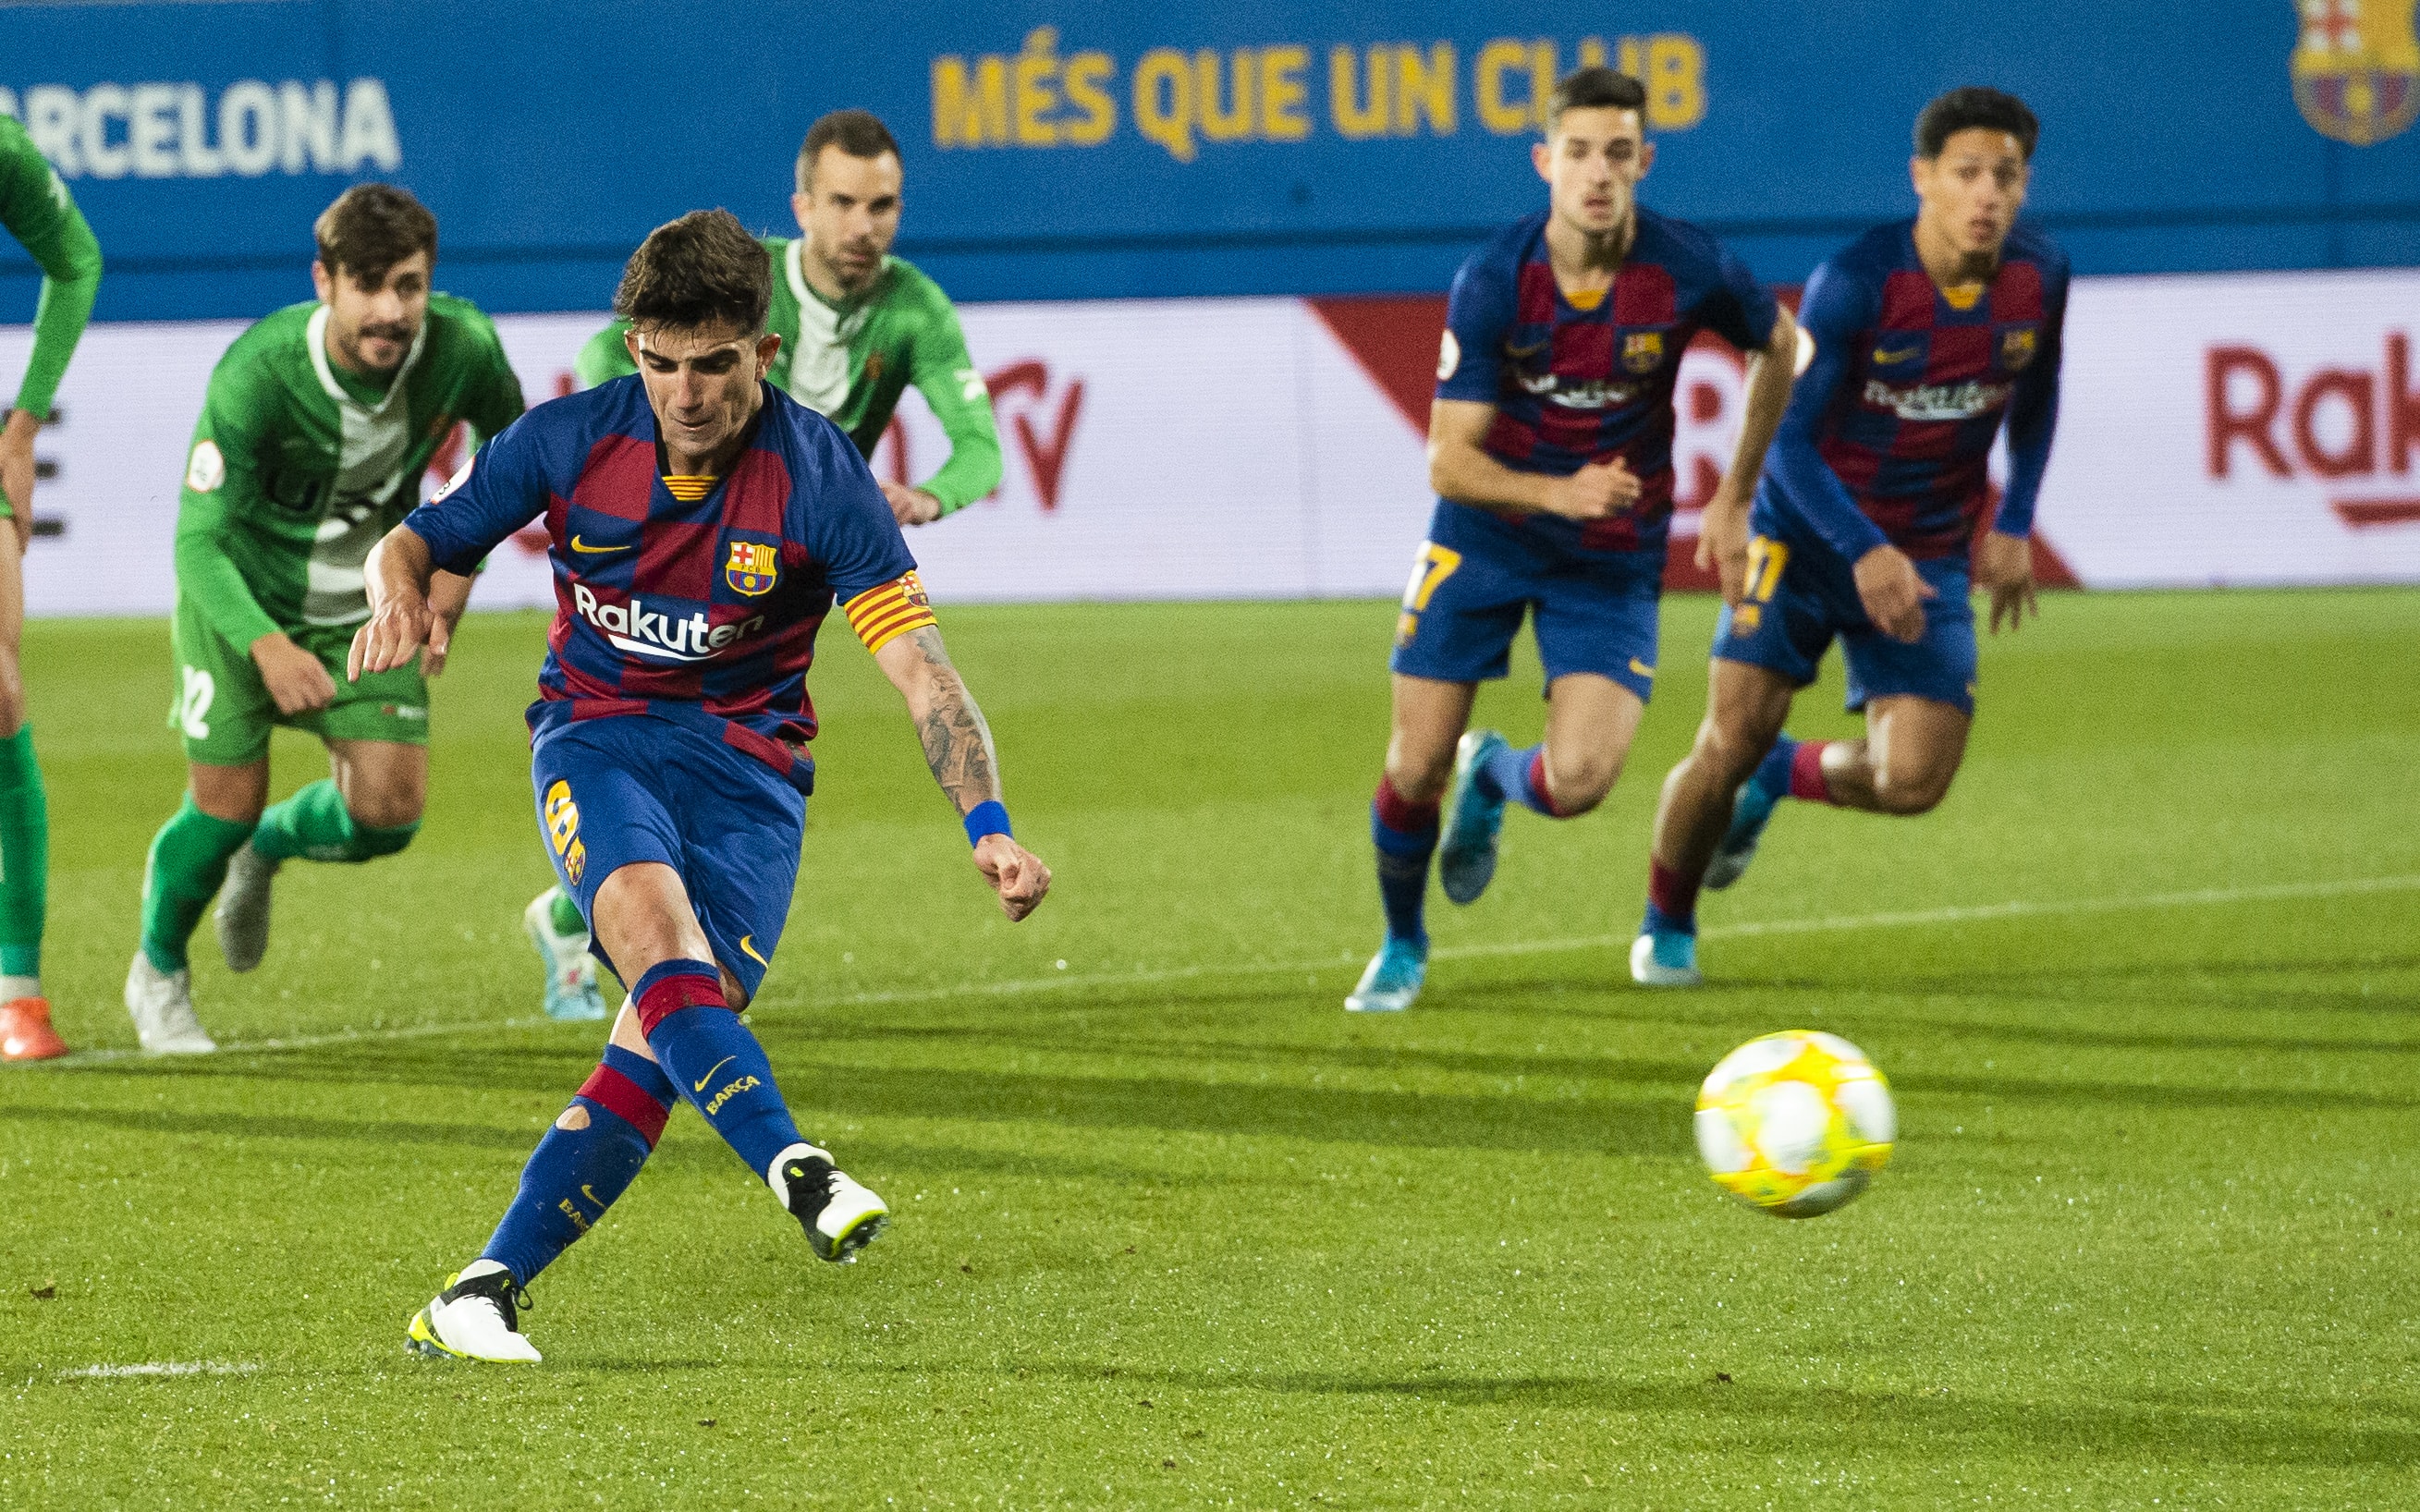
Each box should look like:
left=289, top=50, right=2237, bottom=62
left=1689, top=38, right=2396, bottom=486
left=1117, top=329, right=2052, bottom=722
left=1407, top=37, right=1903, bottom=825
left=1621, top=331, right=1665, bottom=374
left=2292, top=0, right=2420, bottom=145
left=2000, top=327, right=2038, bottom=372
left=726, top=540, right=779, bottom=596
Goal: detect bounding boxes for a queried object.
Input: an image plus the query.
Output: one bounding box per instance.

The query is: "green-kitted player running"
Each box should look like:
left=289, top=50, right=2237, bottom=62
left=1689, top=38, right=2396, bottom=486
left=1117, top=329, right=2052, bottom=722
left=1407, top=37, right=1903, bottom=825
left=0, top=114, right=100, bottom=1063
left=523, top=108, right=1003, bottom=1019
left=124, top=184, right=524, bottom=1054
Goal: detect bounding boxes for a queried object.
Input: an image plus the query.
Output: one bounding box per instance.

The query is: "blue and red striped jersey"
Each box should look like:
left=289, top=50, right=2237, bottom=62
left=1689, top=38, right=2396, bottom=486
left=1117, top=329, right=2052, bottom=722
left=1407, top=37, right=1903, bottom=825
left=1761, top=218, right=2070, bottom=564
left=1435, top=206, right=1778, bottom=554
left=402, top=376, right=921, bottom=789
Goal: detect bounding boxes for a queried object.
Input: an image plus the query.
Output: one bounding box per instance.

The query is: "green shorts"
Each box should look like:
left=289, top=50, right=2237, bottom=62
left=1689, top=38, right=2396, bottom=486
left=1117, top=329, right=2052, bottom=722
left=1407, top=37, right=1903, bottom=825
left=168, top=600, right=430, bottom=766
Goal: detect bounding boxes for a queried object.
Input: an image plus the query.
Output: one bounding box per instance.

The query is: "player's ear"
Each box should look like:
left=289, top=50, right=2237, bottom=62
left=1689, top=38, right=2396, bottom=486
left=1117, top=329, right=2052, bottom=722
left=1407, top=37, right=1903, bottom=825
left=755, top=332, right=782, bottom=376
left=791, top=189, right=813, bottom=235
left=1531, top=138, right=1553, bottom=184
left=623, top=328, right=643, bottom=367
left=311, top=258, right=335, bottom=305
left=1636, top=139, right=1656, bottom=178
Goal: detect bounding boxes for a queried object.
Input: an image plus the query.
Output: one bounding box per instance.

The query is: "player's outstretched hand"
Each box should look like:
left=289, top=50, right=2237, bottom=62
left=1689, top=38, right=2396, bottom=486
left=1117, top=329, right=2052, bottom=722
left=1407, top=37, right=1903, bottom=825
left=882, top=482, right=943, bottom=527
left=1543, top=458, right=1640, bottom=521
left=1977, top=530, right=2038, bottom=635
left=347, top=593, right=434, bottom=683
left=1696, top=487, right=1753, bottom=605
left=1851, top=543, right=1935, bottom=645
left=973, top=834, right=1052, bottom=921
left=251, top=630, right=338, bottom=714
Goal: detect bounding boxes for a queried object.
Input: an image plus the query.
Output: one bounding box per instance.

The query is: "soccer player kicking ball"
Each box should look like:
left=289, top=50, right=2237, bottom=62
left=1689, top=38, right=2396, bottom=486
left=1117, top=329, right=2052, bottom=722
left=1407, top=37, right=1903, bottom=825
left=521, top=108, right=1005, bottom=1021
left=0, top=115, right=100, bottom=1061
left=358, top=210, right=1050, bottom=1363
left=126, top=185, right=523, bottom=1053
left=1348, top=68, right=1798, bottom=1013
left=1632, top=88, right=2067, bottom=986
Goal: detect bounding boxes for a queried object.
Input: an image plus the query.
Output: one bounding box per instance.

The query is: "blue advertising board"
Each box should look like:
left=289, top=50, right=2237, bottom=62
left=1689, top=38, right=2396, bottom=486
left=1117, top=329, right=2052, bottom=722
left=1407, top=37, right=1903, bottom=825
left=3, top=0, right=2416, bottom=321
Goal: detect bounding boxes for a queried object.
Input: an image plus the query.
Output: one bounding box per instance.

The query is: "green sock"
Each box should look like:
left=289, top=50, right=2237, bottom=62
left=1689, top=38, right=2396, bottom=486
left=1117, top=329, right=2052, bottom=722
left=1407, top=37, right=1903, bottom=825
left=0, top=726, right=45, bottom=987
left=547, top=887, right=585, bottom=936
left=141, top=797, right=256, bottom=973
left=251, top=778, right=420, bottom=862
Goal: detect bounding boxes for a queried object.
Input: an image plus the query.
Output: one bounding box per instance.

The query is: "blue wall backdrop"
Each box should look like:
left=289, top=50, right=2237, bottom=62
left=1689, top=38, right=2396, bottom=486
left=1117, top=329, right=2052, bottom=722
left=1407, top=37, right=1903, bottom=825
left=4, top=0, right=2416, bottom=322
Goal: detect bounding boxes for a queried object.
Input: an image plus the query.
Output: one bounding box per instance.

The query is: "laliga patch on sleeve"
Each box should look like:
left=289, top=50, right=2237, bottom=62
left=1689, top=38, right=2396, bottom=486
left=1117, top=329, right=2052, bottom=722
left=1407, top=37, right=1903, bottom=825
left=185, top=440, right=225, bottom=494
left=432, top=453, right=475, bottom=503
left=1436, top=330, right=1461, bottom=381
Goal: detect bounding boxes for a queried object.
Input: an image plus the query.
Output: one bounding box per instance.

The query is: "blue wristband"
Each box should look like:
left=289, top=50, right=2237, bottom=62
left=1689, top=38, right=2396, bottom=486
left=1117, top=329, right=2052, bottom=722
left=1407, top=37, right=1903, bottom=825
left=962, top=800, right=1012, bottom=847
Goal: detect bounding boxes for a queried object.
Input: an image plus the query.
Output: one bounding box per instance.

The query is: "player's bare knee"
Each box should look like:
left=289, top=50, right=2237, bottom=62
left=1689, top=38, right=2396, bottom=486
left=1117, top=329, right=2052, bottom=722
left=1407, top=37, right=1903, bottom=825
left=1871, top=762, right=1955, bottom=815
left=1382, top=745, right=1454, bottom=805
left=345, top=787, right=424, bottom=832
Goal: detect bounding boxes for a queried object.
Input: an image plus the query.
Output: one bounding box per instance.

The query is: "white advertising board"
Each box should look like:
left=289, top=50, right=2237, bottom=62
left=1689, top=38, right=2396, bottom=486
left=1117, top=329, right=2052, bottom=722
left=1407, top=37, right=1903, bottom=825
left=4, top=268, right=2415, bottom=619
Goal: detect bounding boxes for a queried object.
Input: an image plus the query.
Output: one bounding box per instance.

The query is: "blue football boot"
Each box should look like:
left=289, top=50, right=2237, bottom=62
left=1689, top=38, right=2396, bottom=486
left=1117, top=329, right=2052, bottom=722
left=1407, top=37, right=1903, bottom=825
left=1705, top=774, right=1783, bottom=892
left=1436, top=729, right=1510, bottom=905
left=1345, top=936, right=1427, bottom=1014
left=1629, top=928, right=1703, bottom=988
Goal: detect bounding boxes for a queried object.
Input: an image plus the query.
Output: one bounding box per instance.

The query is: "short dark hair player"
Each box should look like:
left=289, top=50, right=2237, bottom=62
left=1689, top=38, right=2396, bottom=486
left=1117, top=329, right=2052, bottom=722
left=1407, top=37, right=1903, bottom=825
left=1632, top=88, right=2068, bottom=985
left=356, top=209, right=1052, bottom=1362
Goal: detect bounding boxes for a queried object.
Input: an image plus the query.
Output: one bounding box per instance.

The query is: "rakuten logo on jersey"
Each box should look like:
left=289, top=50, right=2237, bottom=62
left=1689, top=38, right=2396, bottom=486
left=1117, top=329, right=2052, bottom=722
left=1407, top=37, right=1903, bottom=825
left=1862, top=377, right=2011, bottom=422
left=2207, top=335, right=2420, bottom=527
left=572, top=584, right=764, bottom=663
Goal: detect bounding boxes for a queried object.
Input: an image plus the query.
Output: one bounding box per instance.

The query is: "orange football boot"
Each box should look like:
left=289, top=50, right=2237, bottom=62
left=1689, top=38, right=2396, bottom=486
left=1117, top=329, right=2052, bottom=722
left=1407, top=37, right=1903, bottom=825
left=0, top=996, right=68, bottom=1061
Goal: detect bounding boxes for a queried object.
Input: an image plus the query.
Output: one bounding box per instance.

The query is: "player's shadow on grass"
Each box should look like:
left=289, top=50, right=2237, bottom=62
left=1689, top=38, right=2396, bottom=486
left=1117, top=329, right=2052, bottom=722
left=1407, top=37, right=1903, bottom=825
left=1063, top=1367, right=2420, bottom=1469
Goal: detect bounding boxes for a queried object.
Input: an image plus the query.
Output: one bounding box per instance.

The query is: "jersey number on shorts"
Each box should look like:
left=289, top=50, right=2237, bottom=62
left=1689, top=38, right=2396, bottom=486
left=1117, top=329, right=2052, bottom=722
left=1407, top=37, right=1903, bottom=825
left=544, top=779, right=588, bottom=887
left=1396, top=543, right=1464, bottom=648
left=173, top=665, right=214, bottom=741
left=1732, top=537, right=1789, bottom=634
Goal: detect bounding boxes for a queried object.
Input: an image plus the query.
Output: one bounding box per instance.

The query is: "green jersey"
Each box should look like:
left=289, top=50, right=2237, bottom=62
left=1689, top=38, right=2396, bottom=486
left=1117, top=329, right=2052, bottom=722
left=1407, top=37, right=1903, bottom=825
left=0, top=112, right=102, bottom=422
left=177, top=295, right=524, bottom=650
left=576, top=238, right=1001, bottom=513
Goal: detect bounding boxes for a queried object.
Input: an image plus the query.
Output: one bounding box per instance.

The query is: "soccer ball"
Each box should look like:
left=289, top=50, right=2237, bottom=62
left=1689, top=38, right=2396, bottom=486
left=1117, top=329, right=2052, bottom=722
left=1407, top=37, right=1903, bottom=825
left=1693, top=1030, right=1896, bottom=1218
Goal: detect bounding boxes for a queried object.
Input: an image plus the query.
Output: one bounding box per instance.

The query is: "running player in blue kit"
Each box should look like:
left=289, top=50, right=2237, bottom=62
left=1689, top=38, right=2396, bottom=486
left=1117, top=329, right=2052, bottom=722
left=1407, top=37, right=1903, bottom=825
left=1348, top=67, right=1800, bottom=1013
left=350, top=210, right=1051, bottom=1361
left=1632, top=88, right=2068, bottom=986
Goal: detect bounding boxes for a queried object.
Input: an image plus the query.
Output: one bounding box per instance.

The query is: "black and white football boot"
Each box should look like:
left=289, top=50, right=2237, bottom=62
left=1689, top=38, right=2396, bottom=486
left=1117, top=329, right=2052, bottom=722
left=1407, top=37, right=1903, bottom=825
left=772, top=1143, right=888, bottom=1262
left=407, top=1260, right=542, bottom=1362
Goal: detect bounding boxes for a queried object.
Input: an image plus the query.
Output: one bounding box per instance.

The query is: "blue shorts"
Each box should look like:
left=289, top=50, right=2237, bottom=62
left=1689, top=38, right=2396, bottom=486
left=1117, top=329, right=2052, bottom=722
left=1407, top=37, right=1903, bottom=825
left=530, top=714, right=805, bottom=1000
left=1713, top=531, right=1977, bottom=715
left=1387, top=500, right=1663, bottom=701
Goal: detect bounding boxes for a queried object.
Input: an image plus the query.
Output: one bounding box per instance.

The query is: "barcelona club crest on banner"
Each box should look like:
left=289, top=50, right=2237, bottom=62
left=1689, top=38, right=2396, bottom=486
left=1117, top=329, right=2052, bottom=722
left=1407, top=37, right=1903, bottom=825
left=2292, top=0, right=2420, bottom=145
left=1621, top=331, right=1665, bottom=374
left=725, top=540, right=779, bottom=596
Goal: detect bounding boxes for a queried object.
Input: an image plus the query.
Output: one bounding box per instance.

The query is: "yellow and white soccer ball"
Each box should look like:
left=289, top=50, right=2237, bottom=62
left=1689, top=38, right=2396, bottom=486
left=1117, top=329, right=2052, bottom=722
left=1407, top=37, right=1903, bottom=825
left=1694, top=1030, right=1895, bottom=1218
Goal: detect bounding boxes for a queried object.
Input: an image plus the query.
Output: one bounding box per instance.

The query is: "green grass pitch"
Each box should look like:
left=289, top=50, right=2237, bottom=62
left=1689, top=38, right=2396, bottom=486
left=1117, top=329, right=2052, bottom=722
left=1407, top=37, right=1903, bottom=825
left=3, top=589, right=2415, bottom=1507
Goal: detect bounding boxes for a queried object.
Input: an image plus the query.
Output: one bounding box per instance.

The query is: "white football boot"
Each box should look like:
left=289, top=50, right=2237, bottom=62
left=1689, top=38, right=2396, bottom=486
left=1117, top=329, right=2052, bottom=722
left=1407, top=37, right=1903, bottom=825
left=408, top=1260, right=542, bottom=1363
left=124, top=952, right=217, bottom=1054
left=212, top=843, right=280, bottom=973
left=522, top=889, right=607, bottom=1021
left=772, top=1143, right=888, bottom=1262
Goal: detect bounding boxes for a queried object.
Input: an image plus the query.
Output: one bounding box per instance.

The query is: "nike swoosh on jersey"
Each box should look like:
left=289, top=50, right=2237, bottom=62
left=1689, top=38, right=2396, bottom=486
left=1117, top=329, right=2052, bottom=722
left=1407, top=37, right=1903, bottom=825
left=738, top=934, right=771, bottom=969
left=1872, top=347, right=1923, bottom=365
left=691, top=1055, right=737, bottom=1092
left=568, top=535, right=629, bottom=554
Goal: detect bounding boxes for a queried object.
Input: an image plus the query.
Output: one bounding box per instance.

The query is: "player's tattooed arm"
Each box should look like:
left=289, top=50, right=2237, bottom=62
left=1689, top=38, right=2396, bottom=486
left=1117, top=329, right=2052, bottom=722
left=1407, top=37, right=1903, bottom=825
left=873, top=624, right=1052, bottom=921
left=895, top=626, right=999, bottom=811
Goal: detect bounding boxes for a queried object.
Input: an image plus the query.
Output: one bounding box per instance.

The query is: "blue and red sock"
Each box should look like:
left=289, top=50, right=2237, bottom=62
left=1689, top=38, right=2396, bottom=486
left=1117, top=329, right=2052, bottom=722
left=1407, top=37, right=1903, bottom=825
left=1642, top=859, right=1702, bottom=938
left=1787, top=739, right=1837, bottom=804
left=1751, top=736, right=1800, bottom=801
left=1371, top=776, right=1438, bottom=948
left=1476, top=743, right=1579, bottom=818
left=480, top=1043, right=674, bottom=1285
left=634, top=959, right=805, bottom=1181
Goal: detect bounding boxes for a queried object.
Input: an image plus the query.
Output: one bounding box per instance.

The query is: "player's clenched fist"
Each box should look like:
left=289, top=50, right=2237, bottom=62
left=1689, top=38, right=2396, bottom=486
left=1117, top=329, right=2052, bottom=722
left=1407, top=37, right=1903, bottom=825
left=250, top=629, right=338, bottom=714
left=1542, top=457, right=1641, bottom=521
left=1851, top=543, right=1935, bottom=645
left=973, top=834, right=1052, bottom=921
left=347, top=592, right=434, bottom=682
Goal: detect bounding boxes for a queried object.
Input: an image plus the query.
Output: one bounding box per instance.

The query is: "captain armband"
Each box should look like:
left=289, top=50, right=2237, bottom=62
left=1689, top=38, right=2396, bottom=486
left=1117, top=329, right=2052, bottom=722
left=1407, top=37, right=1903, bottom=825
left=841, top=571, right=937, bottom=654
